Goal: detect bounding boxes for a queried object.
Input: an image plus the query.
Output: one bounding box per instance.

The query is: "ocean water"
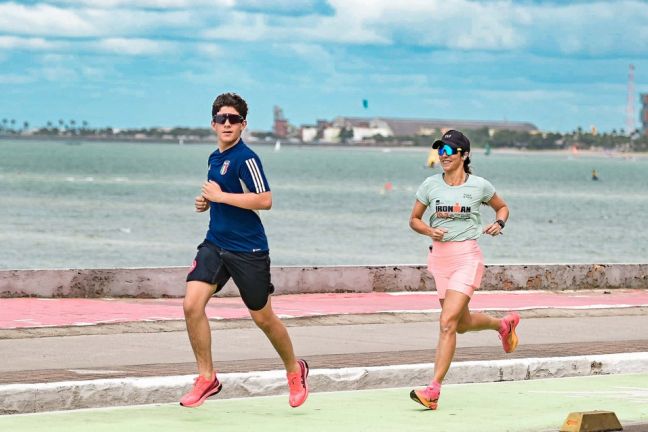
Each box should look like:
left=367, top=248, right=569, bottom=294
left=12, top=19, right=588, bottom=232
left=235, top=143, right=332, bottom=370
left=1, top=140, right=647, bottom=269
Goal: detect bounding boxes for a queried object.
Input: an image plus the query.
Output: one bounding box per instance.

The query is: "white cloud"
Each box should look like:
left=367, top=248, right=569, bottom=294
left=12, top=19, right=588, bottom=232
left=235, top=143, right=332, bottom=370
left=0, top=73, right=34, bottom=84
left=202, top=12, right=387, bottom=44
left=0, top=2, right=193, bottom=37
left=0, top=36, right=64, bottom=51
left=1, top=0, right=647, bottom=57
left=198, top=0, right=648, bottom=55
left=284, top=43, right=335, bottom=73
left=196, top=43, right=223, bottom=59
left=0, top=3, right=94, bottom=36
left=46, top=0, right=233, bottom=8
left=0, top=34, right=175, bottom=56
left=94, top=38, right=177, bottom=55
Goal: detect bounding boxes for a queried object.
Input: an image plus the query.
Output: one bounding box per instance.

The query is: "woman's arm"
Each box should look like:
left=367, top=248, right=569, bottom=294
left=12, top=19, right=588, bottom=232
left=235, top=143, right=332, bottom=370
left=483, top=193, right=509, bottom=236
left=409, top=200, right=448, bottom=241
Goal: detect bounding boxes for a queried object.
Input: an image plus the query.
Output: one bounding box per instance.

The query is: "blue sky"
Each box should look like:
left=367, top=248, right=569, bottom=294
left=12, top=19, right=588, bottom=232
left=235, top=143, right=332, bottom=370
left=1, top=0, right=647, bottom=132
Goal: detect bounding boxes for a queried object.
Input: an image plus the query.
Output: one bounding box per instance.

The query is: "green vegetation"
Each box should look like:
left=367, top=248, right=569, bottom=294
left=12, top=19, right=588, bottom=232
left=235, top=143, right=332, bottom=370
left=372, top=126, right=648, bottom=152
left=2, top=119, right=647, bottom=151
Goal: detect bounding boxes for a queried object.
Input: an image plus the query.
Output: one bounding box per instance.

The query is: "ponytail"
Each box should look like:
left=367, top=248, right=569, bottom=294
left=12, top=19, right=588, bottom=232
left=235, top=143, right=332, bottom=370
left=463, top=155, right=472, bottom=174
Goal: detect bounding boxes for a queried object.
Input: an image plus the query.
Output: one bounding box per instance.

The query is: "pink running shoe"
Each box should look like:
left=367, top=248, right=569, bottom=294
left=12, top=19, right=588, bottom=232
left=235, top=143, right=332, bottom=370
left=410, top=386, right=440, bottom=410
left=287, top=359, right=309, bottom=408
left=499, top=312, right=520, bottom=353
left=179, top=373, right=222, bottom=408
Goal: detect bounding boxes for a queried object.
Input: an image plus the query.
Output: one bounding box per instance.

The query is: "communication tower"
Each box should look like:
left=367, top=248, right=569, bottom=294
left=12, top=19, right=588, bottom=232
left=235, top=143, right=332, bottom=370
left=626, top=64, right=636, bottom=135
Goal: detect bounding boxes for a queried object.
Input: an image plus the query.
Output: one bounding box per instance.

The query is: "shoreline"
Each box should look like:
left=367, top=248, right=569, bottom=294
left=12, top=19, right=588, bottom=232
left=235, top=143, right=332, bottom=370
left=2, top=136, right=647, bottom=158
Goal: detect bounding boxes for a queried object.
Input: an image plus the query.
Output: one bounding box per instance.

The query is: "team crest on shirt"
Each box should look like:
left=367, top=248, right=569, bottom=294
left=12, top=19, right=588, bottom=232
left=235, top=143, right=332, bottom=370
left=220, top=160, right=230, bottom=175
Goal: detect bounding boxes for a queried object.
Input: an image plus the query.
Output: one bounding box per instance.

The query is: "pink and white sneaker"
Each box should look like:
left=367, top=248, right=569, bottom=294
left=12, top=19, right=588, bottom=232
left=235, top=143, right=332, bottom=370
left=179, top=373, right=222, bottom=408
left=287, top=359, right=309, bottom=408
left=499, top=312, right=521, bottom=353
left=410, top=385, right=440, bottom=410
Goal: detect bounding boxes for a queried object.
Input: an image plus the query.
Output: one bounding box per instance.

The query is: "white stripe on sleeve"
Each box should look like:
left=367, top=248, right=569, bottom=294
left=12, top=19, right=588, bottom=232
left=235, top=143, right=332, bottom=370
left=245, top=158, right=264, bottom=193
left=249, top=158, right=266, bottom=192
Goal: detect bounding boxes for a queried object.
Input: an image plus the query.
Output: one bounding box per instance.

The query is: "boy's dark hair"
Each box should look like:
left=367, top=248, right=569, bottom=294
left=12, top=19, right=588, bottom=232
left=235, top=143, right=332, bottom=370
left=212, top=92, right=248, bottom=119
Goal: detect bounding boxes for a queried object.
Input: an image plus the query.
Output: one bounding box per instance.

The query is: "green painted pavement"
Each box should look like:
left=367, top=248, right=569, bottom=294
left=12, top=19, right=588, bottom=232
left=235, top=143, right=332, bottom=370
left=2, top=374, right=647, bottom=432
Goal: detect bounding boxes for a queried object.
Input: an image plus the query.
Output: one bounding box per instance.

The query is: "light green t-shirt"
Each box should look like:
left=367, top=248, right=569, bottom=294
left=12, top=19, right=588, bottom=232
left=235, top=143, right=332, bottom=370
left=415, top=173, right=496, bottom=242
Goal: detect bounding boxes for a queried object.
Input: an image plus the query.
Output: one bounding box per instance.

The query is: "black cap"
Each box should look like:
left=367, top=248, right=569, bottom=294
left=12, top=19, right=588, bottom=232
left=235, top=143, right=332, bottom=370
left=432, top=129, right=471, bottom=153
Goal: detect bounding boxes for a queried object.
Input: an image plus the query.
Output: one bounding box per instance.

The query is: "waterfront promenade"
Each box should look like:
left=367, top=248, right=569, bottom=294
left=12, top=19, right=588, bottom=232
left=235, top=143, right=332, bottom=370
left=2, top=288, right=648, bottom=410
left=1, top=264, right=647, bottom=431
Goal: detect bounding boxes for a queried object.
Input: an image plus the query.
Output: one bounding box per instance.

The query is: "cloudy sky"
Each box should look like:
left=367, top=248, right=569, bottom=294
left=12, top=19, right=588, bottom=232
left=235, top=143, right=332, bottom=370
left=1, top=0, right=647, bottom=132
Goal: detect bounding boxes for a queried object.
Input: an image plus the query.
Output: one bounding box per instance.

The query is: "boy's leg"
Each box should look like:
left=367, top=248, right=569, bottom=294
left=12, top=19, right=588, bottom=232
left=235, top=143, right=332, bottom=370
left=220, top=250, right=300, bottom=369
left=248, top=298, right=299, bottom=373
left=180, top=280, right=224, bottom=407
left=249, top=302, right=309, bottom=408
left=224, top=250, right=309, bottom=407
left=184, top=280, right=218, bottom=378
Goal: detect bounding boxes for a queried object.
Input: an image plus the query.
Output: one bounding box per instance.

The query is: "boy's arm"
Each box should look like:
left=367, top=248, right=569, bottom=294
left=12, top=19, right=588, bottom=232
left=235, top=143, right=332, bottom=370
left=202, top=180, right=272, bottom=210
left=195, top=195, right=210, bottom=212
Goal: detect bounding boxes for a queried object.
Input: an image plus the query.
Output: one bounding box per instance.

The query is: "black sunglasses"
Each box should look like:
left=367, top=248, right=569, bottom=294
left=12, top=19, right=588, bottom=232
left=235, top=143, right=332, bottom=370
left=212, top=113, right=245, bottom=125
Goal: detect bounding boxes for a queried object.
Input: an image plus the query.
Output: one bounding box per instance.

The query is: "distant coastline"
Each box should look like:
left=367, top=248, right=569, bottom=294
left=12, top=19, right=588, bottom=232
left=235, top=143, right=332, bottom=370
left=1, top=134, right=647, bottom=157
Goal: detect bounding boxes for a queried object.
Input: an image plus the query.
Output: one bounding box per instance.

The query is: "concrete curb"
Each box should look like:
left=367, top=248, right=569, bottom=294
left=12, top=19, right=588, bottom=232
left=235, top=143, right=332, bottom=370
left=2, top=352, right=647, bottom=415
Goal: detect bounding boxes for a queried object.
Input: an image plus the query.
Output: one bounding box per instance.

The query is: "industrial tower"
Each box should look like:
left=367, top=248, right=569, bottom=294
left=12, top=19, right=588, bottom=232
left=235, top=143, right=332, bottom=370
left=626, top=64, right=636, bottom=135
left=641, top=93, right=648, bottom=135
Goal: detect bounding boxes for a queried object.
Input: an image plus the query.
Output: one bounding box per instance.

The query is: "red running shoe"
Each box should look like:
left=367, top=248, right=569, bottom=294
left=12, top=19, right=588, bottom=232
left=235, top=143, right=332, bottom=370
left=287, top=359, right=309, bottom=408
left=499, top=312, right=521, bottom=353
left=179, top=373, right=222, bottom=408
left=410, top=386, right=440, bottom=410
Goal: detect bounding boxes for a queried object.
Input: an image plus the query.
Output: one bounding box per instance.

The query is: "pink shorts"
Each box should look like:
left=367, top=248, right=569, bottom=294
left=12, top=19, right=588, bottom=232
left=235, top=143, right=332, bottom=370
left=427, top=240, right=484, bottom=299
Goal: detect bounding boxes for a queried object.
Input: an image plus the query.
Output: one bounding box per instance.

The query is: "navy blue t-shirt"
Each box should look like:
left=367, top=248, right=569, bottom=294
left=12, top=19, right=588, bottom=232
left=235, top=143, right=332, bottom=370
left=204, top=140, right=270, bottom=252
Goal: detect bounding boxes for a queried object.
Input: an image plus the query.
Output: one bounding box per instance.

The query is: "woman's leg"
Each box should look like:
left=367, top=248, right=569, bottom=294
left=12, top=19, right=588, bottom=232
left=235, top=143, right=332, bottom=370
left=456, top=303, right=501, bottom=334
left=432, top=289, right=471, bottom=384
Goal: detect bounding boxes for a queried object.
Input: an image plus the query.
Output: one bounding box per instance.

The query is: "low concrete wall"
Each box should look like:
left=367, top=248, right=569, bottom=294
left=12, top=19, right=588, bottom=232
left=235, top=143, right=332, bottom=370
left=0, top=263, right=646, bottom=298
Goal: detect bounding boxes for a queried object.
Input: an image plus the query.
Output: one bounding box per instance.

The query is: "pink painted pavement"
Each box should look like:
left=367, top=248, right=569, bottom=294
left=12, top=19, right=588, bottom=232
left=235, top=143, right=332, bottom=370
left=1, top=289, right=648, bottom=329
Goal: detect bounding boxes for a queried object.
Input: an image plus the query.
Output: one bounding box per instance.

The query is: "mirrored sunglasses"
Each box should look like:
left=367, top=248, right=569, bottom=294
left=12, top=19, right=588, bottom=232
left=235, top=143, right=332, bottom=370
left=437, top=144, right=462, bottom=156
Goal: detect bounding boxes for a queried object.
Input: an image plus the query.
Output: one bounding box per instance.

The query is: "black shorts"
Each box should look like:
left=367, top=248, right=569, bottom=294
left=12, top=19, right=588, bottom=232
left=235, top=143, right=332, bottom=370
left=186, top=241, right=274, bottom=311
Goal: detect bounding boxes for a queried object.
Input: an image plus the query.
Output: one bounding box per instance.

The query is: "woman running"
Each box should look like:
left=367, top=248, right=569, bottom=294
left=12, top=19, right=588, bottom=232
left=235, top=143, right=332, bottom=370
left=409, top=129, right=519, bottom=410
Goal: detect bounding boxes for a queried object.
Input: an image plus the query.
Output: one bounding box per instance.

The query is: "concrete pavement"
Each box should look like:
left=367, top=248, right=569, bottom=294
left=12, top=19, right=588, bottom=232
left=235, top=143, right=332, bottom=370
left=2, top=315, right=648, bottom=374
left=1, top=289, right=648, bottom=414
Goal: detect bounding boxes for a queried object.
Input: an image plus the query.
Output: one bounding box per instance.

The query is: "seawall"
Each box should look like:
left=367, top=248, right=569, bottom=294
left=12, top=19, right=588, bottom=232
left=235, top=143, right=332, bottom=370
left=1, top=263, right=647, bottom=298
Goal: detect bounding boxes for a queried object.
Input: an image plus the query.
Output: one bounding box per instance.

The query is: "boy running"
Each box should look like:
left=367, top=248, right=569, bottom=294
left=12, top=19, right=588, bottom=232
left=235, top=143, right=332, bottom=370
left=180, top=92, right=308, bottom=408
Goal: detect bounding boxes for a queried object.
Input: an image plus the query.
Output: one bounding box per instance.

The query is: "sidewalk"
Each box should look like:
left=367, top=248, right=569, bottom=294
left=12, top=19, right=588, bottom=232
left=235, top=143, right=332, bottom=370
left=2, top=289, right=648, bottom=329
left=2, top=289, right=648, bottom=414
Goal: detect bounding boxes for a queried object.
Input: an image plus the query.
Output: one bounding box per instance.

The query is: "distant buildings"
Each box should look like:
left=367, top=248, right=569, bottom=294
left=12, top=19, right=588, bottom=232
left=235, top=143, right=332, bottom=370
left=641, top=93, right=648, bottom=135
left=298, top=115, right=538, bottom=144
left=273, top=106, right=289, bottom=138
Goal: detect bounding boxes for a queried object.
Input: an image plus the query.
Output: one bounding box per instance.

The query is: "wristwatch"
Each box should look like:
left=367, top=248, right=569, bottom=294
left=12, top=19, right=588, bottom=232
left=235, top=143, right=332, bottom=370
left=495, top=219, right=506, bottom=229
